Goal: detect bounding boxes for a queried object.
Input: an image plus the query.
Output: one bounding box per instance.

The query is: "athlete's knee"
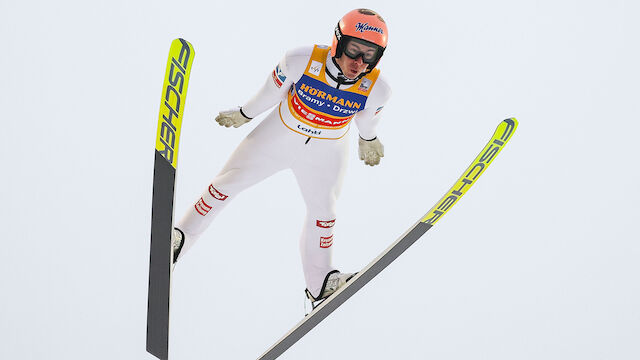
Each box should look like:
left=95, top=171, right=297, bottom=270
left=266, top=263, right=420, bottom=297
left=192, top=183, right=231, bottom=217
left=213, top=167, right=267, bottom=194
left=305, top=195, right=337, bottom=214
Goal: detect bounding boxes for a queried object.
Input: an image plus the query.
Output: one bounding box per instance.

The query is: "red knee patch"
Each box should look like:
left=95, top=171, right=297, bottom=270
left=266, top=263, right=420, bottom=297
left=195, top=197, right=212, bottom=216
left=208, top=185, right=228, bottom=201
left=316, top=219, right=335, bottom=228
left=320, top=235, right=334, bottom=248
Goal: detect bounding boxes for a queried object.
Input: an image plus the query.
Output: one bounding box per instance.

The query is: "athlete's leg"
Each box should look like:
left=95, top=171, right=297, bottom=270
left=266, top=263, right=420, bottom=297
left=175, top=112, right=290, bottom=258
left=292, top=139, right=349, bottom=297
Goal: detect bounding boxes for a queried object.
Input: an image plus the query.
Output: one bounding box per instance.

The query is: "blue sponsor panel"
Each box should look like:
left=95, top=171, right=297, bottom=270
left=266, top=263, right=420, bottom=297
left=295, top=75, right=369, bottom=118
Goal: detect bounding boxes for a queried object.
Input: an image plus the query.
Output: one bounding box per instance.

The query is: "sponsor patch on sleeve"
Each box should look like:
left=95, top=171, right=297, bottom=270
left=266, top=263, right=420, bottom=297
left=316, top=219, right=336, bottom=228
left=375, top=106, right=384, bottom=115
left=320, top=235, right=334, bottom=248
left=195, top=197, right=212, bottom=216
left=208, top=184, right=228, bottom=201
left=272, top=63, right=287, bottom=88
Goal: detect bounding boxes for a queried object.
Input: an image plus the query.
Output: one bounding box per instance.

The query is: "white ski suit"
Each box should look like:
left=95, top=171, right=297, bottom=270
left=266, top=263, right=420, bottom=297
left=177, top=45, right=391, bottom=297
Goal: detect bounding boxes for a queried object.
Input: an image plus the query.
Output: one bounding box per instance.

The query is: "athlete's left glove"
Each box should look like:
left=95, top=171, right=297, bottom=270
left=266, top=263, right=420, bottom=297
left=215, top=107, right=252, bottom=128
left=358, top=136, right=384, bottom=166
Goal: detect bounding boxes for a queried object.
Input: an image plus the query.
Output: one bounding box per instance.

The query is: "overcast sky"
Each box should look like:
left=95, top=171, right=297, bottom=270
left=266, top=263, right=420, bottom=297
left=2, top=0, right=639, bottom=359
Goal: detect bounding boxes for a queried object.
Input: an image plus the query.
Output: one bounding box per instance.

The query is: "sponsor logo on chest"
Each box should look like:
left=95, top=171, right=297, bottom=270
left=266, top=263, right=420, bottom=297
left=309, top=61, right=322, bottom=76
left=295, top=75, right=367, bottom=113
left=297, top=83, right=361, bottom=114
left=358, top=78, right=372, bottom=92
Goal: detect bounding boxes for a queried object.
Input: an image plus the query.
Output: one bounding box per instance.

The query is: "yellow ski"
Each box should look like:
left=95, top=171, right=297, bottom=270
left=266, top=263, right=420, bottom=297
left=421, top=118, right=518, bottom=225
left=147, top=38, right=195, bottom=360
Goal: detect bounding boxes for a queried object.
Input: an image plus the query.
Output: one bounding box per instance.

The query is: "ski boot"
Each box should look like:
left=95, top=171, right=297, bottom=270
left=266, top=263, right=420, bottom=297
left=305, top=270, right=356, bottom=310
left=171, top=228, right=185, bottom=269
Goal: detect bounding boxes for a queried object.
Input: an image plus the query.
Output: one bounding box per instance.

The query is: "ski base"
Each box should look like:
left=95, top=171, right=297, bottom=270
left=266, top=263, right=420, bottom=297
left=147, top=151, right=176, bottom=360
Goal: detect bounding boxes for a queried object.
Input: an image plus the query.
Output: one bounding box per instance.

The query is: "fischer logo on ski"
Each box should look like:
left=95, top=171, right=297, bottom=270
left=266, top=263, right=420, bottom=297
left=421, top=118, right=516, bottom=225
left=156, top=38, right=194, bottom=168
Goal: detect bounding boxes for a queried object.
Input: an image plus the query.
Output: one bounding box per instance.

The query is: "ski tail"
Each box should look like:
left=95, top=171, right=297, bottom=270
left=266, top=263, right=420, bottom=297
left=147, top=38, right=195, bottom=360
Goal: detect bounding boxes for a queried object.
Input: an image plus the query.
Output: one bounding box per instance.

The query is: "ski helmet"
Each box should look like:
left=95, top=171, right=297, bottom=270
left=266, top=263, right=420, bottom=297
left=331, top=9, right=388, bottom=70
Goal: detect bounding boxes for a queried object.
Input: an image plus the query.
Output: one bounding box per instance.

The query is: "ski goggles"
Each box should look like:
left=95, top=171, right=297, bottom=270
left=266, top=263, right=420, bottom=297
left=342, top=37, right=384, bottom=64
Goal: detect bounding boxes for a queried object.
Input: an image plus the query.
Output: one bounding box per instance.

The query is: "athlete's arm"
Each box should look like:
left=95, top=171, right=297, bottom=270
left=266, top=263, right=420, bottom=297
left=240, top=47, right=312, bottom=118
left=353, top=75, right=391, bottom=140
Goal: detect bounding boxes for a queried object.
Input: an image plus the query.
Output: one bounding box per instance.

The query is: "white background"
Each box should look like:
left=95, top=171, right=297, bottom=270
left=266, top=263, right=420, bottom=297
left=2, top=0, right=639, bottom=359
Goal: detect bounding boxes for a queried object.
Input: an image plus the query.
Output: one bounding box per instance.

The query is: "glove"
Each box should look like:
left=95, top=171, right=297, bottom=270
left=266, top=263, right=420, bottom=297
left=358, top=136, right=384, bottom=166
left=215, top=107, right=252, bottom=128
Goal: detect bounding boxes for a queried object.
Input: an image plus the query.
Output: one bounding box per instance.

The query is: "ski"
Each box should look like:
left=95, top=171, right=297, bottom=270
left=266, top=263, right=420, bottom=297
left=146, top=38, right=195, bottom=360
left=258, top=118, right=518, bottom=360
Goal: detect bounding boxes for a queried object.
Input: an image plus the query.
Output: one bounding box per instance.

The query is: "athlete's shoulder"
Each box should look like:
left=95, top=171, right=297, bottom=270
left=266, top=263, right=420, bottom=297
left=284, top=44, right=333, bottom=61
left=284, top=46, right=314, bottom=61
left=278, top=46, right=314, bottom=79
left=369, top=73, right=391, bottom=103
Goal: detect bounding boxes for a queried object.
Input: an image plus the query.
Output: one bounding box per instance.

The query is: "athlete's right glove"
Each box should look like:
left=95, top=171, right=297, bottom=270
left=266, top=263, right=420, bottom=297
left=215, top=107, right=252, bottom=128
left=358, top=136, right=384, bottom=166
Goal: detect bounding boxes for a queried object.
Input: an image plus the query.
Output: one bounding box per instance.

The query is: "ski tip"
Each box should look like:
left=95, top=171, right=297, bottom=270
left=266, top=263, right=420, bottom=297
left=496, top=118, right=518, bottom=142
left=503, top=117, right=518, bottom=128
left=173, top=38, right=194, bottom=50
left=420, top=117, right=518, bottom=225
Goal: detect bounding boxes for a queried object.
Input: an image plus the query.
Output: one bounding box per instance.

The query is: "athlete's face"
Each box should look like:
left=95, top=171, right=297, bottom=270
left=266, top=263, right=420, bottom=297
left=335, top=41, right=376, bottom=79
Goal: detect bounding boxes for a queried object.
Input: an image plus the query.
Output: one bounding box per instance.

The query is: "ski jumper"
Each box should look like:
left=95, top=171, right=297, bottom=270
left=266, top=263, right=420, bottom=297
left=177, top=45, right=391, bottom=297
